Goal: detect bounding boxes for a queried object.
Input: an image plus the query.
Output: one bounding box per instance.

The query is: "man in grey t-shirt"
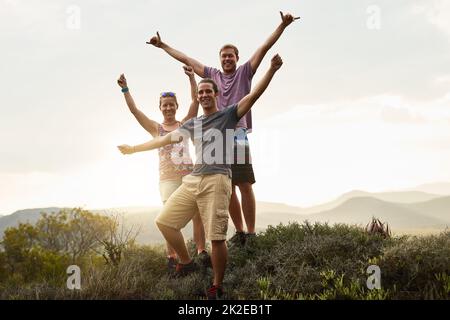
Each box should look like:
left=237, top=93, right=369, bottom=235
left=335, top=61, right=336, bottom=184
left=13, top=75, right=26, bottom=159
left=147, top=12, right=299, bottom=245
left=118, top=55, right=283, bottom=299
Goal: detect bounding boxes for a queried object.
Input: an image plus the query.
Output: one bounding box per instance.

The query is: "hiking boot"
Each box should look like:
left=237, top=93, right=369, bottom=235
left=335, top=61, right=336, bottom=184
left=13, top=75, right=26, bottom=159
left=206, top=285, right=224, bottom=300
left=197, top=250, right=212, bottom=269
left=245, top=233, right=256, bottom=244
left=228, top=231, right=246, bottom=247
left=175, top=260, right=198, bottom=277
left=167, top=256, right=177, bottom=273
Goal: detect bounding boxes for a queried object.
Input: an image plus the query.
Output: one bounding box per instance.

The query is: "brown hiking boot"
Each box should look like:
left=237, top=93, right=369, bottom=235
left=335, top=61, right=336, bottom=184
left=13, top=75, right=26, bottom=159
left=167, top=256, right=177, bottom=274
left=175, top=260, right=198, bottom=277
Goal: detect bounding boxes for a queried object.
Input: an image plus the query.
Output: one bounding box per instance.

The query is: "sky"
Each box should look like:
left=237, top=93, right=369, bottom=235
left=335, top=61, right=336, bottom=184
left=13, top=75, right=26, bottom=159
left=1, top=0, right=450, bottom=214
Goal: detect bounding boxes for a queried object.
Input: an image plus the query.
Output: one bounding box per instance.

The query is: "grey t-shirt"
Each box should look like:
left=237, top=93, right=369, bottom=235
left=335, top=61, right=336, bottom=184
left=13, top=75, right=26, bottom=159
left=178, top=105, right=240, bottom=178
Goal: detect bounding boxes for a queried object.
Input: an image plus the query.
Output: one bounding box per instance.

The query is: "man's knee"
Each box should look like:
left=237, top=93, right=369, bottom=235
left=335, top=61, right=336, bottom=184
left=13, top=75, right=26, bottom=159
left=155, top=220, right=165, bottom=231
left=155, top=220, right=177, bottom=232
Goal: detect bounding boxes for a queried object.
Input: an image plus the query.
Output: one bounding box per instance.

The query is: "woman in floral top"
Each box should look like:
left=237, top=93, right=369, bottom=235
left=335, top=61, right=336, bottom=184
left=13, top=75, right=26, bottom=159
left=117, top=66, right=210, bottom=271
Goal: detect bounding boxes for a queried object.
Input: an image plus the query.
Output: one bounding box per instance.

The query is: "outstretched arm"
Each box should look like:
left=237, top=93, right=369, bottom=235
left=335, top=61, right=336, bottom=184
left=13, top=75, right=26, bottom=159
left=117, top=131, right=180, bottom=155
left=249, top=12, right=299, bottom=74
left=147, top=32, right=206, bottom=77
left=180, top=65, right=199, bottom=124
left=237, top=54, right=283, bottom=119
left=117, top=74, right=159, bottom=137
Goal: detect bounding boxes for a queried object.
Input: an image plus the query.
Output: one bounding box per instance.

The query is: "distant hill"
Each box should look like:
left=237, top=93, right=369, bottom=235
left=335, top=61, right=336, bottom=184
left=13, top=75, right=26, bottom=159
left=300, top=190, right=442, bottom=215
left=2, top=192, right=449, bottom=243
left=366, top=191, right=441, bottom=203
left=410, top=182, right=450, bottom=195
left=0, top=206, right=168, bottom=245
left=0, top=207, right=64, bottom=237
left=307, top=197, right=448, bottom=231
left=253, top=201, right=308, bottom=231
left=404, top=196, right=450, bottom=223
left=256, top=201, right=305, bottom=214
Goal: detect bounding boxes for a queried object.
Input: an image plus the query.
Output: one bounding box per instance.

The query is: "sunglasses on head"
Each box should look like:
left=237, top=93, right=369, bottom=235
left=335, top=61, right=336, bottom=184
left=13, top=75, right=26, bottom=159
left=160, top=92, right=176, bottom=97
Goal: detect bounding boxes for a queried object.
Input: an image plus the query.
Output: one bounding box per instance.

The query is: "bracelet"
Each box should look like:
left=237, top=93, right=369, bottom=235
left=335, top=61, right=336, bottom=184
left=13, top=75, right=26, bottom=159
left=121, top=87, right=129, bottom=93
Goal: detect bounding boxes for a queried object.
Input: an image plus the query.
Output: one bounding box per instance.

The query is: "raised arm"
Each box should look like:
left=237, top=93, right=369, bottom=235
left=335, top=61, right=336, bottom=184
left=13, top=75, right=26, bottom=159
left=147, top=32, right=206, bottom=77
left=180, top=65, right=200, bottom=124
left=118, top=131, right=180, bottom=155
left=117, top=74, right=159, bottom=137
left=249, top=12, right=299, bottom=74
left=237, top=54, right=283, bottom=119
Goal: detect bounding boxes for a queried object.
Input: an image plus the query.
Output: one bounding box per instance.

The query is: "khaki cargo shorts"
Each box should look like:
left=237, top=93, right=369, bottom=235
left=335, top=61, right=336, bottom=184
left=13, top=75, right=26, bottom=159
left=155, top=173, right=232, bottom=241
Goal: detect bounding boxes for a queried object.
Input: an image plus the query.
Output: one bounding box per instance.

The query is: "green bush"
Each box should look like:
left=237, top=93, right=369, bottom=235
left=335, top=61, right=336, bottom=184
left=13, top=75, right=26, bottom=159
left=0, top=221, right=448, bottom=300
left=225, top=222, right=394, bottom=299
left=375, top=231, right=450, bottom=299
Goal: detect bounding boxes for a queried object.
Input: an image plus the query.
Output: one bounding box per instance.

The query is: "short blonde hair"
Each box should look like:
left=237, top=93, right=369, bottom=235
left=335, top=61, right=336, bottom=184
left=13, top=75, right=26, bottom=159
left=219, top=44, right=239, bottom=57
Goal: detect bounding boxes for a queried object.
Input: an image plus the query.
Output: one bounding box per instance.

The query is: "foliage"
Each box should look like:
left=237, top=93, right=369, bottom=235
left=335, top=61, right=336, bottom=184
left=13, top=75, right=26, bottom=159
left=0, top=217, right=448, bottom=300
left=0, top=208, right=136, bottom=289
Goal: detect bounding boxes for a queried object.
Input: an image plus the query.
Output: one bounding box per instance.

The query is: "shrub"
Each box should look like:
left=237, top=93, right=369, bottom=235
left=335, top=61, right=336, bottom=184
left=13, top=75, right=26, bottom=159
left=375, top=231, right=450, bottom=299
left=0, top=222, right=447, bottom=300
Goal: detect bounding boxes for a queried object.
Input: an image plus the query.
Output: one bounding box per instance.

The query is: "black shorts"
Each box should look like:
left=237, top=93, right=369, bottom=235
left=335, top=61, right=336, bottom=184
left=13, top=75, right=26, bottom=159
left=231, top=163, right=255, bottom=185
left=231, top=129, right=255, bottom=185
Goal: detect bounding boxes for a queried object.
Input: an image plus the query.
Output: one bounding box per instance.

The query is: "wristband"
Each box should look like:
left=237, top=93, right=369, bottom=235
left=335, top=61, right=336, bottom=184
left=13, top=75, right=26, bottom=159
left=121, top=87, right=129, bottom=93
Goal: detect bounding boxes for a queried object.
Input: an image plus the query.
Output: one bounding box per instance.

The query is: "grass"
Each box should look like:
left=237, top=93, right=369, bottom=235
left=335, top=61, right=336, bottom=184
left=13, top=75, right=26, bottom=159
left=0, top=222, right=448, bottom=300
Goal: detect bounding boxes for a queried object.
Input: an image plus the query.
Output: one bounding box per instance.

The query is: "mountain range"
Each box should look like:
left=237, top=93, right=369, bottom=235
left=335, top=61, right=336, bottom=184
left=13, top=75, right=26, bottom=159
left=1, top=185, right=449, bottom=244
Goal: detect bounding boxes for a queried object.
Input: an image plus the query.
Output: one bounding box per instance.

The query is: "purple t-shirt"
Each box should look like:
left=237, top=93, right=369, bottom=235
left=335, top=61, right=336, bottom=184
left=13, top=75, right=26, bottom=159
left=204, top=61, right=254, bottom=131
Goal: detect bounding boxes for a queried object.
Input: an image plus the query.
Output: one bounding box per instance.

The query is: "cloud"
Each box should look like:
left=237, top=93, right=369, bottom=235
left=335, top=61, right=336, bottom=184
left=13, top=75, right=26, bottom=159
left=434, top=75, right=450, bottom=84
left=262, top=93, right=450, bottom=125
left=380, top=106, right=426, bottom=124
left=410, top=0, right=450, bottom=39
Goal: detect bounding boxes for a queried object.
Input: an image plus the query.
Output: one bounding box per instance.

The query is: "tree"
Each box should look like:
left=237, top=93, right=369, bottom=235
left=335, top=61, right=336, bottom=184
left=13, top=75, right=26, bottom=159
left=1, top=223, right=38, bottom=272
left=36, top=208, right=111, bottom=262
left=95, top=214, right=140, bottom=266
left=0, top=208, right=116, bottom=284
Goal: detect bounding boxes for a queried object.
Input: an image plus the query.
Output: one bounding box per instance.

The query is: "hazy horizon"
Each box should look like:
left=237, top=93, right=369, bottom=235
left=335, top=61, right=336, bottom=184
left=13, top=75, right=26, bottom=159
left=2, top=0, right=450, bottom=214
left=3, top=181, right=450, bottom=216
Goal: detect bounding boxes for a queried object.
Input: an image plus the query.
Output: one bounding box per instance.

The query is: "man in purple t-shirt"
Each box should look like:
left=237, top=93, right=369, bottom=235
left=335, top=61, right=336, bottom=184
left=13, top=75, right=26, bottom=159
left=147, top=12, right=299, bottom=245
